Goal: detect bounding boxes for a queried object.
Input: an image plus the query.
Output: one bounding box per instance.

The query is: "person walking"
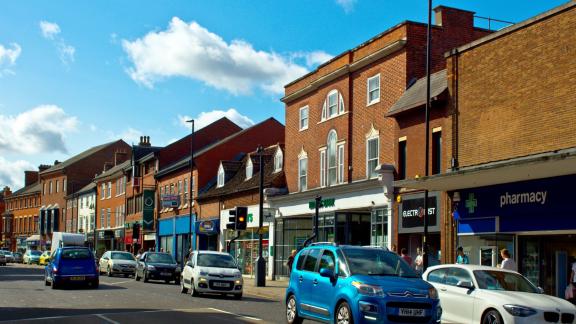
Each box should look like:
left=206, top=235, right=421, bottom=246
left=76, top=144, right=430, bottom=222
left=286, top=250, right=297, bottom=276
left=499, top=249, right=517, bottom=271
left=400, top=248, right=412, bottom=266
left=414, top=247, right=423, bottom=274
left=456, top=246, right=469, bottom=264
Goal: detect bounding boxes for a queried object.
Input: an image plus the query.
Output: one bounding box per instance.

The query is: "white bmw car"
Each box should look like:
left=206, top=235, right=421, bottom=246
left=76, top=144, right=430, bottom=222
left=180, top=251, right=243, bottom=299
left=423, top=264, right=575, bottom=324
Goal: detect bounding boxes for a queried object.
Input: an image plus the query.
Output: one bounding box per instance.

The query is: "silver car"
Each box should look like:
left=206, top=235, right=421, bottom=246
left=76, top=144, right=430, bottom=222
left=4, top=252, right=15, bottom=263
left=0, top=252, right=6, bottom=266
left=99, top=251, right=137, bottom=277
left=13, top=252, right=23, bottom=263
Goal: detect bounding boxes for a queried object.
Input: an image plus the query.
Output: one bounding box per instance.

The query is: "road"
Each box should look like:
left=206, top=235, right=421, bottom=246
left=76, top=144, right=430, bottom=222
left=0, top=263, right=286, bottom=323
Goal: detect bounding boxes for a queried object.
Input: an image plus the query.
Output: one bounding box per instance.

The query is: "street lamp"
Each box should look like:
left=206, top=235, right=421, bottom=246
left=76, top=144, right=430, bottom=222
left=422, top=0, right=433, bottom=271
left=255, top=145, right=266, bottom=287
left=186, top=119, right=195, bottom=254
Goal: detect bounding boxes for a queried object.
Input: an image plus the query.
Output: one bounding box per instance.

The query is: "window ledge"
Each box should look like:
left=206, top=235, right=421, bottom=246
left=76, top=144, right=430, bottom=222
left=367, top=99, right=380, bottom=107
left=299, top=126, right=309, bottom=132
left=317, top=111, right=350, bottom=125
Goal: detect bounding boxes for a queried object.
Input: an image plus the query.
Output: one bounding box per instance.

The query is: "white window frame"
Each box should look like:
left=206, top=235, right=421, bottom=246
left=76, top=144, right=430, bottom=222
left=366, top=137, right=380, bottom=178
left=107, top=181, right=112, bottom=198
left=49, top=181, right=53, bottom=194
left=217, top=164, right=225, bottom=188
left=320, top=149, right=326, bottom=187
left=274, top=149, right=283, bottom=172
left=246, top=159, right=253, bottom=180
left=299, top=106, right=309, bottom=131
left=298, top=157, right=308, bottom=192
left=337, top=144, right=345, bottom=184
left=63, top=180, right=67, bottom=193
left=327, top=130, right=338, bottom=186
left=367, top=74, right=380, bottom=106
left=101, top=183, right=105, bottom=200
left=321, top=90, right=345, bottom=121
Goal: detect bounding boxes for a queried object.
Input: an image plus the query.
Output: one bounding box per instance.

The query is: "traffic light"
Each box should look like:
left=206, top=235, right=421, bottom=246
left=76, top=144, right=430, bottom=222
left=235, top=206, right=248, bottom=230
left=226, top=209, right=236, bottom=230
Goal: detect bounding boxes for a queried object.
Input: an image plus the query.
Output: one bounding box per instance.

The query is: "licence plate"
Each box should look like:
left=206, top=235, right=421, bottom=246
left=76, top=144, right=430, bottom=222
left=213, top=282, right=230, bottom=287
left=161, top=272, right=171, bottom=276
left=399, top=308, right=425, bottom=317
left=70, top=276, right=85, bottom=281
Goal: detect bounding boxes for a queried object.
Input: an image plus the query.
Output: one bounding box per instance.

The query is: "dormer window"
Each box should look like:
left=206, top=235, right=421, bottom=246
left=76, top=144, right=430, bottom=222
left=274, top=148, right=283, bottom=172
left=217, top=164, right=225, bottom=188
left=246, top=159, right=253, bottom=180
left=321, top=89, right=345, bottom=121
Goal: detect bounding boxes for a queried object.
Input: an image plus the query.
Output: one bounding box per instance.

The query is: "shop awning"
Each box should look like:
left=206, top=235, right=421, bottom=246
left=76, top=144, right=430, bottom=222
left=26, top=235, right=40, bottom=242
left=394, top=147, right=576, bottom=191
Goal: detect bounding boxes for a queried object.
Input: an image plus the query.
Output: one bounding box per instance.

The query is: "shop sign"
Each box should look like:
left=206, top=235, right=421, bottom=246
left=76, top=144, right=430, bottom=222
left=197, top=219, right=219, bottom=235
left=142, top=190, right=155, bottom=231
left=398, top=192, right=440, bottom=234
left=308, top=198, right=335, bottom=210
left=114, top=229, right=123, bottom=238
left=161, top=194, right=180, bottom=208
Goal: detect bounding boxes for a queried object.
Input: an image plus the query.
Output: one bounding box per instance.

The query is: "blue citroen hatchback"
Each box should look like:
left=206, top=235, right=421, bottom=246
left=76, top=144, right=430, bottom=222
left=44, top=247, right=99, bottom=289
left=285, top=244, right=441, bottom=324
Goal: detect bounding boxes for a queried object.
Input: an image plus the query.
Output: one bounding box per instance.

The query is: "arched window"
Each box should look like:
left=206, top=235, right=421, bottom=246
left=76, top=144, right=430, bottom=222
left=217, top=164, right=225, bottom=188
left=246, top=158, right=253, bottom=180
left=327, top=130, right=338, bottom=186
left=274, top=148, right=283, bottom=172
left=321, top=90, right=345, bottom=120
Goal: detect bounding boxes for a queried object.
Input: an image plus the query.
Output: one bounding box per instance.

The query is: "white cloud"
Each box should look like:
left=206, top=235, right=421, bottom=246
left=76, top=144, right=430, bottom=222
left=40, top=21, right=61, bottom=39
left=178, top=108, right=255, bottom=130
left=39, top=20, right=75, bottom=66
left=122, top=17, right=317, bottom=95
left=336, top=0, right=357, bottom=13
left=109, top=127, right=143, bottom=145
left=0, top=157, right=35, bottom=190
left=0, top=43, right=22, bottom=76
left=291, top=50, right=333, bottom=68
left=0, top=105, right=78, bottom=155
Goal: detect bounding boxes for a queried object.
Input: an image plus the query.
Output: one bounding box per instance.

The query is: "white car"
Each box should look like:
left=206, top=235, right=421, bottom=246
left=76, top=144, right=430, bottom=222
left=423, top=264, right=576, bottom=324
left=180, top=251, right=243, bottom=299
left=99, top=251, right=137, bottom=277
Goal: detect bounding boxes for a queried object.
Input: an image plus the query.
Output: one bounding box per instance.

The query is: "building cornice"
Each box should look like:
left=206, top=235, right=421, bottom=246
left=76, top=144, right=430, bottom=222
left=268, top=179, right=382, bottom=203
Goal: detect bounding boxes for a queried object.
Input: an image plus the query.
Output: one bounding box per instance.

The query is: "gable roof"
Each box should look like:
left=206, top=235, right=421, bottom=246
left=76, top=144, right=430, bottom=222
left=94, top=160, right=131, bottom=181
left=11, top=182, right=42, bottom=197
left=40, top=140, right=128, bottom=174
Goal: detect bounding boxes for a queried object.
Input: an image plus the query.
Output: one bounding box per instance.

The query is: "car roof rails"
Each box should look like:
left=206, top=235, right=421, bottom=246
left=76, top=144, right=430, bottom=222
left=309, top=242, right=339, bottom=247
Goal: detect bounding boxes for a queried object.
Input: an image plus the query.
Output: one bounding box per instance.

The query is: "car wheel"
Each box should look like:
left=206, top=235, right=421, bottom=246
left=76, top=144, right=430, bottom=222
left=143, top=271, right=149, bottom=283
left=51, top=279, right=58, bottom=290
left=124, top=274, right=129, bottom=278
left=91, top=279, right=99, bottom=289
left=335, top=301, right=353, bottom=324
left=482, top=309, right=503, bottom=324
left=190, top=280, right=199, bottom=297
left=286, top=295, right=303, bottom=324
left=135, top=271, right=141, bottom=281
left=233, top=293, right=242, bottom=300
left=180, top=278, right=188, bottom=293
left=107, top=266, right=112, bottom=277
left=44, top=273, right=50, bottom=286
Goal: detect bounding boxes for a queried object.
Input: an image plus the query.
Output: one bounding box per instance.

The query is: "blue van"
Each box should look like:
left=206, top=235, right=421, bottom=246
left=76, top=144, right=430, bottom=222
left=285, top=244, right=441, bottom=324
left=44, top=247, right=99, bottom=289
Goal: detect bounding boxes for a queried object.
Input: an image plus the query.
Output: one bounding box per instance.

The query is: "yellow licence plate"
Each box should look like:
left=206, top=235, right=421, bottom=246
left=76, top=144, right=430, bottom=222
left=70, top=276, right=85, bottom=281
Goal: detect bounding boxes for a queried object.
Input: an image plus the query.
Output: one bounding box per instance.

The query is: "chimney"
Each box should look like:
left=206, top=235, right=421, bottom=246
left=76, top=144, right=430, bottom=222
left=38, top=164, right=52, bottom=172
left=138, top=135, right=151, bottom=147
left=24, top=171, right=39, bottom=186
left=2, top=186, right=11, bottom=198
left=114, top=150, right=129, bottom=166
left=54, top=160, right=61, bottom=165
left=103, top=162, right=114, bottom=172
left=434, top=6, right=474, bottom=30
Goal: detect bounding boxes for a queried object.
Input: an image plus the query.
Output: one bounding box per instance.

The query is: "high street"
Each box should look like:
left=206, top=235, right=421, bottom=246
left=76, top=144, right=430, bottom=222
left=0, top=264, right=288, bottom=323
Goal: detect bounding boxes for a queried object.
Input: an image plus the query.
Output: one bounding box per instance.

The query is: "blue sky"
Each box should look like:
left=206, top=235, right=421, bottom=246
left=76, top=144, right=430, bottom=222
left=0, top=0, right=568, bottom=189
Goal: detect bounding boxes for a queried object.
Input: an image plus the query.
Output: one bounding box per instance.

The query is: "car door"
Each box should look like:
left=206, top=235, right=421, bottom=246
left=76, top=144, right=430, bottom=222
left=137, top=253, right=146, bottom=277
left=311, top=249, right=338, bottom=321
left=426, top=268, right=453, bottom=322
left=298, top=248, right=322, bottom=319
left=99, top=252, right=109, bottom=272
left=442, top=267, right=476, bottom=324
left=182, top=252, right=195, bottom=288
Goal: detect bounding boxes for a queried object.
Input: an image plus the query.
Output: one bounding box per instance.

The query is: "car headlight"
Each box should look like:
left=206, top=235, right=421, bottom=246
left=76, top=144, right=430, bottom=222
left=428, top=287, right=439, bottom=299
left=503, top=305, right=537, bottom=317
left=146, top=265, right=156, bottom=271
left=351, top=281, right=385, bottom=297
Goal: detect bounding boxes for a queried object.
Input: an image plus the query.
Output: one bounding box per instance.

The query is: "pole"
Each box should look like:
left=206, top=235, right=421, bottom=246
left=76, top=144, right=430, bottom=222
left=423, top=0, right=432, bottom=271
left=302, top=195, right=321, bottom=248
left=186, top=120, right=195, bottom=252
left=255, top=145, right=266, bottom=287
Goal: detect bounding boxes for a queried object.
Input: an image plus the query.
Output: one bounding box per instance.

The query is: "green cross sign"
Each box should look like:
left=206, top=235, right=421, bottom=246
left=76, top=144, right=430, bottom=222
left=248, top=213, right=253, bottom=223
left=465, top=193, right=477, bottom=213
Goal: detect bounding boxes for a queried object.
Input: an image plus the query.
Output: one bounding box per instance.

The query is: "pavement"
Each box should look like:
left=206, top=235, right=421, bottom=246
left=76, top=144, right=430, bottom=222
left=242, top=276, right=288, bottom=302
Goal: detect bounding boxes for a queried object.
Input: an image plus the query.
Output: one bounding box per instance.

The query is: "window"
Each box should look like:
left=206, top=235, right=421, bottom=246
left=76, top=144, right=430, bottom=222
left=63, top=180, right=66, bottom=193
left=43, top=183, right=46, bottom=196
left=320, top=150, right=326, bottom=187
left=319, top=250, right=336, bottom=272
left=107, top=182, right=112, bottom=198
left=184, top=178, right=189, bottom=204
left=432, top=130, right=442, bottom=175
left=367, top=137, right=379, bottom=178
left=327, top=131, right=337, bottom=186
left=100, top=208, right=105, bottom=229
left=303, top=249, right=321, bottom=272
left=107, top=208, right=111, bottom=228
left=246, top=159, right=253, bottom=180
left=49, top=181, right=53, bottom=194
left=298, top=157, right=307, bottom=191
left=101, top=184, right=105, bottom=200
left=56, top=180, right=59, bottom=193
left=337, top=144, right=344, bottom=184
left=321, top=90, right=345, bottom=120
left=217, top=164, right=225, bottom=188
left=427, top=268, right=448, bottom=284
left=398, top=138, right=407, bottom=180
left=178, top=180, right=183, bottom=194
left=170, top=183, right=175, bottom=194
left=367, top=74, right=380, bottom=105
left=299, top=106, right=309, bottom=130
left=274, top=149, right=283, bottom=172
left=296, top=250, right=308, bottom=270
left=445, top=268, right=473, bottom=287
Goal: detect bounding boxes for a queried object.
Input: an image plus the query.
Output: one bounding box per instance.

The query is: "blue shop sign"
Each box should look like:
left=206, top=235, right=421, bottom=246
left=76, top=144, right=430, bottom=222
left=195, top=219, right=220, bottom=235
left=457, top=175, right=576, bottom=234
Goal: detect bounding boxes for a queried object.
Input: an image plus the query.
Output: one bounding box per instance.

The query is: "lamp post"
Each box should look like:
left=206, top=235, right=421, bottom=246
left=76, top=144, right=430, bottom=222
left=186, top=119, right=195, bottom=253
left=255, top=145, right=266, bottom=287
left=422, top=0, right=433, bottom=271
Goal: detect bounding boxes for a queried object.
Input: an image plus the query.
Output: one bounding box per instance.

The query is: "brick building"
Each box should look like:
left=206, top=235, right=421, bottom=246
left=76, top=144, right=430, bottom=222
left=397, top=2, right=576, bottom=296
left=66, top=182, right=97, bottom=245
left=156, top=118, right=283, bottom=264
left=197, top=144, right=286, bottom=277
left=38, top=140, right=130, bottom=250
left=2, top=170, right=42, bottom=252
left=270, top=5, right=490, bottom=272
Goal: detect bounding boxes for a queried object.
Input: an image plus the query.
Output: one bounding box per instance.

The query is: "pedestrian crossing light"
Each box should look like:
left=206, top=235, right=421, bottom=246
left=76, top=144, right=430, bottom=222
left=235, top=206, right=248, bottom=230
left=226, top=209, right=237, bottom=230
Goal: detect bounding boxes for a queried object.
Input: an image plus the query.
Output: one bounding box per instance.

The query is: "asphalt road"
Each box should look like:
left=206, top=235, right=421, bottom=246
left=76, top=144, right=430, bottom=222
left=0, top=263, right=286, bottom=323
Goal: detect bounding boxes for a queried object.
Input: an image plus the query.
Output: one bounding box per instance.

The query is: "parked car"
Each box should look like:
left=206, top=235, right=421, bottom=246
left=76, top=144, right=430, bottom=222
left=99, top=251, right=137, bottom=277
left=0, top=252, right=6, bottom=266
left=44, top=247, right=99, bottom=289
left=39, top=251, right=51, bottom=265
left=23, top=250, right=42, bottom=264
left=0, top=251, right=13, bottom=263
left=13, top=252, right=23, bottom=263
left=423, top=264, right=576, bottom=324
left=135, top=252, right=180, bottom=284
left=285, top=243, right=442, bottom=324
left=181, top=251, right=243, bottom=299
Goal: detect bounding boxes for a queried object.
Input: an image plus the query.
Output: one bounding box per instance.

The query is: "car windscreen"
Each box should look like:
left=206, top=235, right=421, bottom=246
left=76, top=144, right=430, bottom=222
left=61, top=249, right=92, bottom=260
left=147, top=253, right=175, bottom=264
left=342, top=248, right=418, bottom=277
left=197, top=254, right=237, bottom=268
left=30, top=251, right=42, bottom=256
left=111, top=252, right=135, bottom=261
left=474, top=270, right=539, bottom=293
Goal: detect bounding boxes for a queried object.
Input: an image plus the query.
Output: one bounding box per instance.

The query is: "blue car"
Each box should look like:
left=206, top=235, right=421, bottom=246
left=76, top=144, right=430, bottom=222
left=44, top=247, right=99, bottom=289
left=285, top=244, right=441, bottom=324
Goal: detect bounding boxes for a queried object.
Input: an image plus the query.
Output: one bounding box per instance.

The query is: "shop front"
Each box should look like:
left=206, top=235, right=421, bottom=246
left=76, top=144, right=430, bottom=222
left=25, top=235, right=40, bottom=251
left=455, top=175, right=576, bottom=297
left=195, top=219, right=220, bottom=251
left=397, top=191, right=442, bottom=263
left=158, top=214, right=194, bottom=265
left=16, top=236, right=27, bottom=252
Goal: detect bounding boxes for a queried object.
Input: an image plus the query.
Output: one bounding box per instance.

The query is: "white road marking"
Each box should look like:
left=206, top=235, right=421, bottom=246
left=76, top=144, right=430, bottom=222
left=95, top=314, right=120, bottom=324
left=208, top=307, right=262, bottom=321
left=0, top=274, right=43, bottom=277
left=5, top=309, right=174, bottom=322
left=106, top=280, right=133, bottom=285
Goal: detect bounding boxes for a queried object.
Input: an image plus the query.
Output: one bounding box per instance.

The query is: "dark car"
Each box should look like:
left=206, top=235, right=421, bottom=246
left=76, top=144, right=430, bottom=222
left=135, top=252, right=181, bottom=284
left=44, top=247, right=99, bottom=289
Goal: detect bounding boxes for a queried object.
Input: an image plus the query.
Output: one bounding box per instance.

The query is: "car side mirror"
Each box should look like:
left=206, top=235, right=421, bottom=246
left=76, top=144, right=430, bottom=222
left=537, top=287, right=544, bottom=294
left=456, top=280, right=474, bottom=289
left=319, top=268, right=336, bottom=280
